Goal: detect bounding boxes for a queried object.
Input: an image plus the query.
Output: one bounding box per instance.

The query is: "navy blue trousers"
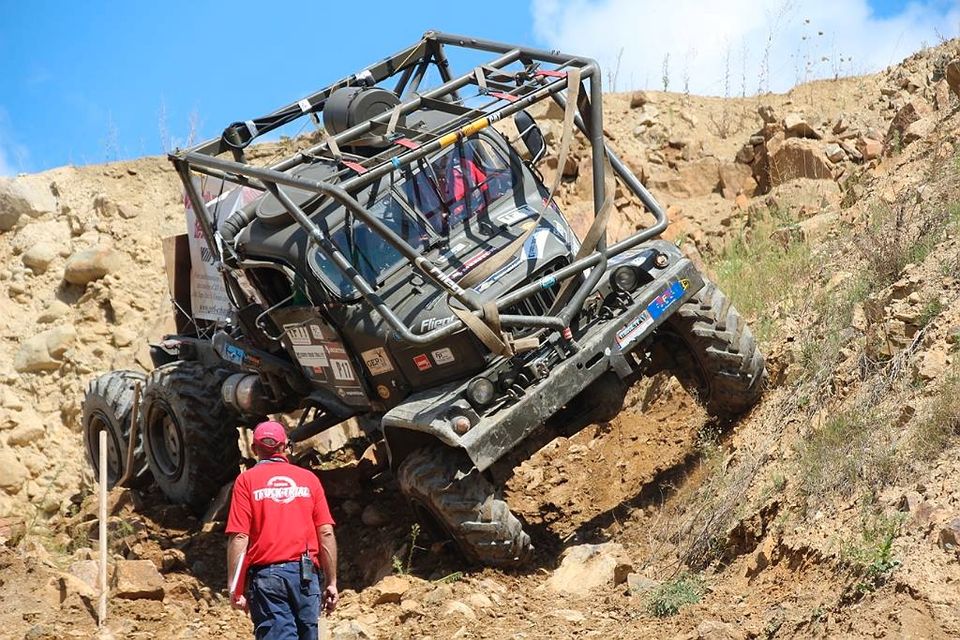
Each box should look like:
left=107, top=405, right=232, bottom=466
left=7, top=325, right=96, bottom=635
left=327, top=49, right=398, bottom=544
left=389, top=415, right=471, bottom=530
left=246, top=561, right=320, bottom=640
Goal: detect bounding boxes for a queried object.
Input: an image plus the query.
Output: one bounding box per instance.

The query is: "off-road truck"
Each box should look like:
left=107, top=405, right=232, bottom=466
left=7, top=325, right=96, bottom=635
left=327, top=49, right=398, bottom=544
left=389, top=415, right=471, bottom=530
left=82, top=32, right=765, bottom=566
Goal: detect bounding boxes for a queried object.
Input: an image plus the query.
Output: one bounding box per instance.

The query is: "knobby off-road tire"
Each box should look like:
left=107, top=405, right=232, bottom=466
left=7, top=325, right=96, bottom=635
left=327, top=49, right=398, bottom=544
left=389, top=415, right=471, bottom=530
left=397, top=447, right=532, bottom=567
left=663, top=278, right=767, bottom=417
left=82, top=370, right=152, bottom=490
left=141, top=361, right=240, bottom=511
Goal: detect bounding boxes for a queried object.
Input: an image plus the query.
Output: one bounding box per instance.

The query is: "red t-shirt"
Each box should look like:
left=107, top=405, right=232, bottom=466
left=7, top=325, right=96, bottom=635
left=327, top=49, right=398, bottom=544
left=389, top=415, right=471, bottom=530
left=226, top=458, right=335, bottom=592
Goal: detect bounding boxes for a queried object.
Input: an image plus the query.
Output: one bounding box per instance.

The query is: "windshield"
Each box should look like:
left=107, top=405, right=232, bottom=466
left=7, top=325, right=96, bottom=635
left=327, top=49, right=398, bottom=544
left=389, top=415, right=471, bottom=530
left=311, top=189, right=430, bottom=297
left=400, top=137, right=516, bottom=234
left=309, top=137, right=519, bottom=299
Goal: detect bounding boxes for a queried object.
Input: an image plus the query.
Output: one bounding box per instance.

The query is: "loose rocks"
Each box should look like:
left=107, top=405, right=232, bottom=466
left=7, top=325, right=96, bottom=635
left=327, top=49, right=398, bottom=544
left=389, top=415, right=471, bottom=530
left=63, top=246, right=122, bottom=285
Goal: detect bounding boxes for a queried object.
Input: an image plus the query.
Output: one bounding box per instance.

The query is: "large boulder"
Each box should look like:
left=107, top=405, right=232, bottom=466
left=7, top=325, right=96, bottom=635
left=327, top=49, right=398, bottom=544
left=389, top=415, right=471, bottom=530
left=0, top=177, right=58, bottom=231
left=22, top=242, right=59, bottom=274
left=113, top=559, right=165, bottom=600
left=63, top=246, right=122, bottom=285
left=545, top=542, right=633, bottom=594
left=370, top=575, right=410, bottom=605
left=11, top=220, right=71, bottom=255
left=13, top=324, right=77, bottom=372
left=783, top=113, right=821, bottom=139
left=767, top=138, right=833, bottom=186
left=945, top=60, right=960, bottom=100
left=718, top=162, right=757, bottom=199
left=648, top=158, right=720, bottom=199
left=0, top=448, right=30, bottom=493
left=886, top=100, right=932, bottom=151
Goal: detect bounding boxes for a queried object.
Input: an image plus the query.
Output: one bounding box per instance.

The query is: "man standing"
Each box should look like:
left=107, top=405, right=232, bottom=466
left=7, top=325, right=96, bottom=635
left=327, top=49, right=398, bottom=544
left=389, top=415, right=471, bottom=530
left=226, top=420, right=338, bottom=640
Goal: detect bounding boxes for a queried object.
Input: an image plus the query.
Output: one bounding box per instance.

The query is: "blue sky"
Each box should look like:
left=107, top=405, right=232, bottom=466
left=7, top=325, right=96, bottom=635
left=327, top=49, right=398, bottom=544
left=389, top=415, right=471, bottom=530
left=1, top=0, right=957, bottom=175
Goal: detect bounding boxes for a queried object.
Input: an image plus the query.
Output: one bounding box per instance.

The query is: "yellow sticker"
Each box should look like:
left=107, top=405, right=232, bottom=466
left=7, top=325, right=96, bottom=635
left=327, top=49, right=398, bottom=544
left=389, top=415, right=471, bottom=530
left=376, top=384, right=391, bottom=399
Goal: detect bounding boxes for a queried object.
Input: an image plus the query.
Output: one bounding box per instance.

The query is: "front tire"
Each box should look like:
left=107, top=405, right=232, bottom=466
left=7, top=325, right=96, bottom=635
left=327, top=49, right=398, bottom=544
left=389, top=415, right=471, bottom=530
left=141, top=361, right=240, bottom=510
left=661, top=278, right=766, bottom=417
left=82, top=370, right=152, bottom=489
left=397, top=446, right=532, bottom=567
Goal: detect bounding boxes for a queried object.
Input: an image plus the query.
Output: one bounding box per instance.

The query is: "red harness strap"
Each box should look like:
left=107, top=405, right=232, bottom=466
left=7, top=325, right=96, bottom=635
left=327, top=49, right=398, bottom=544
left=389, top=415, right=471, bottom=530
left=341, top=160, right=367, bottom=174
left=489, top=91, right=519, bottom=102
left=394, top=138, right=420, bottom=149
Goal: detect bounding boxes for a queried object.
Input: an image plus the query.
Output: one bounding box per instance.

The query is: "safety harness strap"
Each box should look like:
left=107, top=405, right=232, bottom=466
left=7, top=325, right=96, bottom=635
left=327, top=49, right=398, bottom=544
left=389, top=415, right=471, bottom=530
left=456, top=66, right=583, bottom=293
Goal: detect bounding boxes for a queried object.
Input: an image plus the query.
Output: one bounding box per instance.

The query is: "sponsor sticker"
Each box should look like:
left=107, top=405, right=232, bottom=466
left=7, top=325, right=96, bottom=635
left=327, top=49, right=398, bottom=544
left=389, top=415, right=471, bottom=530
left=615, top=280, right=690, bottom=351
left=376, top=384, right=391, bottom=399
left=421, top=316, right=456, bottom=332
left=413, top=354, right=432, bottom=371
left=615, top=311, right=653, bottom=350
left=450, top=249, right=493, bottom=280
left=285, top=325, right=311, bottom=346
left=224, top=343, right=245, bottom=366
left=431, top=347, right=455, bottom=365
left=497, top=207, right=536, bottom=225
left=290, top=345, right=329, bottom=369
left=362, top=347, right=394, bottom=376
left=523, top=228, right=550, bottom=261
left=330, top=359, right=355, bottom=381
left=647, top=280, right=688, bottom=320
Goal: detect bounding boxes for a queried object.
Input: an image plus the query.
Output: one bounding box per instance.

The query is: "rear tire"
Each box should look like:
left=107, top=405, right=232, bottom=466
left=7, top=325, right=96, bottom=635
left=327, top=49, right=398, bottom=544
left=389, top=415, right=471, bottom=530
left=397, top=446, right=532, bottom=567
left=82, top=370, right=152, bottom=489
left=141, top=361, right=240, bottom=510
left=661, top=278, right=766, bottom=417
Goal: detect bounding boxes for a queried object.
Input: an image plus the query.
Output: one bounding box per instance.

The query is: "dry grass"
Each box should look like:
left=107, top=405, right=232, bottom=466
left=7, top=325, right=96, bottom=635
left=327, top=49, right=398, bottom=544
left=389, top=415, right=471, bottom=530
left=856, top=202, right=951, bottom=288
left=911, top=372, right=960, bottom=462
left=712, top=206, right=814, bottom=341
left=665, top=436, right=771, bottom=570
left=796, top=405, right=904, bottom=505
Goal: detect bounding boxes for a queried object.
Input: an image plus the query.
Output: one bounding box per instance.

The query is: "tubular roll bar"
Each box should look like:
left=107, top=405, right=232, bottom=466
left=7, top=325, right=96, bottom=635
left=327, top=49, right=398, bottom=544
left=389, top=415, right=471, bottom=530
left=172, top=31, right=668, bottom=347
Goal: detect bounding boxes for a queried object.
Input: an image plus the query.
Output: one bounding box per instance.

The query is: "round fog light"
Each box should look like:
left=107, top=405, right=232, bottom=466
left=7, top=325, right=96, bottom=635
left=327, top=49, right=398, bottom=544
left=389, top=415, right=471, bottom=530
left=611, top=265, right=640, bottom=292
left=452, top=415, right=472, bottom=435
left=466, top=377, right=496, bottom=407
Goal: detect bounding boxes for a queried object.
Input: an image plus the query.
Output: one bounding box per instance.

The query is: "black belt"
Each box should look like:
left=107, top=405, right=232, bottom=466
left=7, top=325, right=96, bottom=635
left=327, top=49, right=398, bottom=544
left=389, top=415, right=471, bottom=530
left=248, top=560, right=299, bottom=571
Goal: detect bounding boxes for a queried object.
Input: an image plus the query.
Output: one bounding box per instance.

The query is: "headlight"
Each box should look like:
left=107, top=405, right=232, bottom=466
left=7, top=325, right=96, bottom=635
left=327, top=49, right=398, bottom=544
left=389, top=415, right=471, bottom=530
left=466, top=377, right=496, bottom=407
left=611, top=265, right=640, bottom=292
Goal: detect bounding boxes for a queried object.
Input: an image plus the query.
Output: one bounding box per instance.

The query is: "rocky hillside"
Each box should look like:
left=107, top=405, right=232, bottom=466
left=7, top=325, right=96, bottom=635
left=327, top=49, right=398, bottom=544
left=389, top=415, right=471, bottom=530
left=2, top=39, right=960, bottom=639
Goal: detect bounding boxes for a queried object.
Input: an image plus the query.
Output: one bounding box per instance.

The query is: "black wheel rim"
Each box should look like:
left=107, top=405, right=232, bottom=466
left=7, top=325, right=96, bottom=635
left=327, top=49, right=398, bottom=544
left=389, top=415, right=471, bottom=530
left=147, top=403, right=185, bottom=480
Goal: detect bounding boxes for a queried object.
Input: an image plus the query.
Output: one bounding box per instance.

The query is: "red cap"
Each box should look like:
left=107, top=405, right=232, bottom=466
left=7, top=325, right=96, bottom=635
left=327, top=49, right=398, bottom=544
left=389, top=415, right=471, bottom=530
left=252, top=421, right=288, bottom=449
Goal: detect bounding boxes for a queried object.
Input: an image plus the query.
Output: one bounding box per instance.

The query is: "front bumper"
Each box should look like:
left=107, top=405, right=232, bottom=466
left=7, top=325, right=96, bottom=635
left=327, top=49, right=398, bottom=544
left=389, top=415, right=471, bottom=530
left=382, top=253, right=704, bottom=471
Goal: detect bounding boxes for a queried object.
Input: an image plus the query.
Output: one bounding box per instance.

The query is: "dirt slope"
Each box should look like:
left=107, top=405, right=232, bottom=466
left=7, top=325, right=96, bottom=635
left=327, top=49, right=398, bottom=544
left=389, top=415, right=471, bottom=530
left=1, top=38, right=960, bottom=640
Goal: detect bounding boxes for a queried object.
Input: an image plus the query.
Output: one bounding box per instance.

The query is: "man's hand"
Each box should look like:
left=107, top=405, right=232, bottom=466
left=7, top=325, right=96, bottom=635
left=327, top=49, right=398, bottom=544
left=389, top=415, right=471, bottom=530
left=231, top=592, right=248, bottom=612
left=323, top=584, right=338, bottom=614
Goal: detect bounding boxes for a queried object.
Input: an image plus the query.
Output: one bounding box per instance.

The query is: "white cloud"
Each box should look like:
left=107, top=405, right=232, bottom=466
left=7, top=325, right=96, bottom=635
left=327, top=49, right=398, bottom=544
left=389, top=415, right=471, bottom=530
left=0, top=108, right=27, bottom=177
left=531, top=0, right=960, bottom=95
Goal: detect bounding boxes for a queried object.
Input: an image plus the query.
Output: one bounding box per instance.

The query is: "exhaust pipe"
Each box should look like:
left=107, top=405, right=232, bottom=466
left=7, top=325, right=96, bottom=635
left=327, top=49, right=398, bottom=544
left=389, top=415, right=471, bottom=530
left=221, top=374, right=271, bottom=415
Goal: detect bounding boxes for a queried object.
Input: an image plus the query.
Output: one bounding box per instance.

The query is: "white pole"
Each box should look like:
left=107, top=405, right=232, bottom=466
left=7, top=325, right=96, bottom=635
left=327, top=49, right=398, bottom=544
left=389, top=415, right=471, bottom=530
left=98, top=429, right=108, bottom=629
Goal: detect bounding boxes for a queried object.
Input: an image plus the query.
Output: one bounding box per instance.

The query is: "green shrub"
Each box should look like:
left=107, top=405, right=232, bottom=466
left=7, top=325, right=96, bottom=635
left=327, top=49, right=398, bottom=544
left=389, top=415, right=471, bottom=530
left=646, top=572, right=705, bottom=617
left=841, top=511, right=902, bottom=594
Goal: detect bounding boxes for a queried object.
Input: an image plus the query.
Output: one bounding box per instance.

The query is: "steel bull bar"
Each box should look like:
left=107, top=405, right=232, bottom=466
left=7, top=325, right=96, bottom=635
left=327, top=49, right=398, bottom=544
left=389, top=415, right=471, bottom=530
left=382, top=255, right=705, bottom=471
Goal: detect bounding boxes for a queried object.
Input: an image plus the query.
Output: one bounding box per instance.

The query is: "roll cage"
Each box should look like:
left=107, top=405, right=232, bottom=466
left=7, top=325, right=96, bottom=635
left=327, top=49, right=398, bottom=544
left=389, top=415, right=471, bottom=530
left=171, top=31, right=669, bottom=347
